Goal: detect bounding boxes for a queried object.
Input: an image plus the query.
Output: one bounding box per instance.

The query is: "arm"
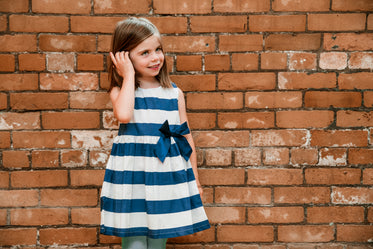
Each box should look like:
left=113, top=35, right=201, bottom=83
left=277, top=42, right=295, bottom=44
left=177, top=88, right=203, bottom=198
left=109, top=51, right=135, bottom=124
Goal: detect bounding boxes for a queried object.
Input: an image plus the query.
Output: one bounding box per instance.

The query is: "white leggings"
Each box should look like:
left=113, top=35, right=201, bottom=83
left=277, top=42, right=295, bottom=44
left=122, top=236, right=167, bottom=249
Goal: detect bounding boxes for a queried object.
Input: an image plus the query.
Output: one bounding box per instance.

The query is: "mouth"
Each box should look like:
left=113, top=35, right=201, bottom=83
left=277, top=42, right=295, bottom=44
left=148, top=63, right=161, bottom=70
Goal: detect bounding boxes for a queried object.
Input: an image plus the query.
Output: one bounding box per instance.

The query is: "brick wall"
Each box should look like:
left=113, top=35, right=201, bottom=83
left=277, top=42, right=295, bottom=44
left=0, top=0, right=372, bottom=248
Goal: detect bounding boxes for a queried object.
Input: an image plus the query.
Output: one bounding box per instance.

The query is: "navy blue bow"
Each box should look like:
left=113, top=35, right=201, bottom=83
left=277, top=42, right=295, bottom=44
left=154, top=120, right=192, bottom=163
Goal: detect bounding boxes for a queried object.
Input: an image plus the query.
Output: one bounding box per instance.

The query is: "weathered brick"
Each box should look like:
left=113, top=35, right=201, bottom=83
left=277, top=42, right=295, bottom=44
left=187, top=92, right=243, bottom=110
left=339, top=72, right=373, bottom=90
left=336, top=225, right=373, bottom=242
left=199, top=169, right=245, bottom=185
left=272, top=0, right=330, bottom=11
left=232, top=53, right=259, bottom=71
left=32, top=150, right=59, bottom=168
left=214, top=0, right=270, bottom=12
left=278, top=72, right=336, bottom=89
left=154, top=0, right=211, bottom=14
left=11, top=208, right=68, bottom=226
left=218, top=112, right=274, bottom=129
left=364, top=92, right=373, bottom=107
left=220, top=35, right=263, bottom=52
left=263, top=148, right=289, bottom=165
left=278, top=225, right=334, bottom=242
left=89, top=150, right=110, bottom=167
left=261, top=52, right=287, bottom=70
left=289, top=53, right=317, bottom=70
left=39, top=227, right=97, bottom=245
left=275, top=187, right=330, bottom=204
left=324, top=33, right=373, bottom=51
left=205, top=207, right=245, bottom=224
left=0, top=112, right=40, bottom=130
left=319, top=52, right=347, bottom=70
left=71, top=130, right=116, bottom=149
left=46, top=53, right=74, bottom=72
left=349, top=52, right=373, bottom=69
left=215, top=187, right=271, bottom=204
left=163, top=36, right=215, bottom=53
left=305, top=91, right=362, bottom=108
left=234, top=148, right=261, bottom=166
left=33, top=0, right=91, bottom=14
left=193, top=131, right=250, bottom=147
left=305, top=168, right=361, bottom=185
left=217, top=225, right=273, bottom=242
left=0, top=190, right=38, bottom=207
left=11, top=170, right=68, bottom=188
left=39, top=35, right=96, bottom=52
left=70, top=92, right=111, bottom=109
left=245, top=92, right=302, bottom=109
left=308, top=206, right=364, bottom=223
left=290, top=148, right=318, bottom=166
left=277, top=111, right=334, bottom=128
left=205, top=149, right=232, bottom=166
left=10, top=15, right=68, bottom=32
left=61, top=150, right=88, bottom=167
left=265, top=34, right=321, bottom=51
left=252, top=130, right=308, bottom=147
left=13, top=131, right=71, bottom=149
left=250, top=15, right=306, bottom=32
left=247, top=168, right=303, bottom=185
left=332, top=187, right=373, bottom=204
left=40, top=73, right=98, bottom=90
left=0, top=34, right=37, bottom=52
left=218, top=73, right=275, bottom=90
left=248, top=207, right=304, bottom=223
left=191, top=16, right=247, bottom=33
left=319, top=148, right=347, bottom=166
left=311, top=130, right=367, bottom=147
left=337, top=111, right=373, bottom=127
left=308, top=14, right=366, bottom=31
left=363, top=168, right=373, bottom=185
left=10, top=92, right=68, bottom=110
left=0, top=74, right=38, bottom=91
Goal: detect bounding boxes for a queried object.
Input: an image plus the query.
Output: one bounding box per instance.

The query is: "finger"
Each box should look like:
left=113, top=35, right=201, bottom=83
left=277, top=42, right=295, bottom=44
left=109, top=52, right=117, bottom=66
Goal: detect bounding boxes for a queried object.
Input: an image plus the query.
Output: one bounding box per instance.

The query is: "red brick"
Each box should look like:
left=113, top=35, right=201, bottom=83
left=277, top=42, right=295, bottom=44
left=363, top=168, right=373, bottom=185
left=234, top=148, right=261, bottom=166
left=232, top=53, right=259, bottom=71
left=39, top=35, right=96, bottom=52
left=0, top=112, right=40, bottom=130
left=305, top=168, right=361, bottom=185
left=272, top=0, right=330, bottom=11
left=169, top=227, right=215, bottom=243
left=71, top=130, right=116, bottom=149
left=248, top=207, right=304, bottom=223
left=0, top=54, right=15, bottom=72
left=278, top=72, right=336, bottom=89
left=42, top=111, right=100, bottom=129
left=339, top=72, right=373, bottom=91
left=0, top=209, right=6, bottom=225
left=275, top=187, right=330, bottom=204
left=205, top=207, right=245, bottom=224
left=214, top=0, right=270, bottom=12
left=305, top=91, right=361, bottom=108
left=61, top=150, right=87, bottom=167
left=289, top=53, right=317, bottom=70
left=319, top=148, right=347, bottom=166
left=70, top=169, right=105, bottom=186
left=11, top=208, right=68, bottom=226
left=245, top=92, right=302, bottom=109
left=250, top=15, right=306, bottom=32
left=19, top=53, right=46, bottom=71
left=176, top=55, right=202, bottom=71
left=11, top=170, right=68, bottom=188
left=349, top=148, right=373, bottom=165
left=0, top=190, right=38, bottom=207
left=188, top=113, right=216, bottom=130
left=265, top=34, right=321, bottom=51
left=148, top=17, right=188, bottom=34
left=337, top=225, right=373, bottom=242
left=40, top=189, right=97, bottom=207
left=247, top=168, right=303, bottom=185
left=261, top=52, right=287, bottom=70
left=187, top=92, right=243, bottom=110
left=319, top=52, right=347, bottom=70
left=308, top=206, right=364, bottom=223
left=277, top=111, right=334, bottom=128
left=102, top=111, right=119, bottom=129
left=219, top=34, right=263, bottom=52
left=32, top=150, right=59, bottom=168
left=309, top=14, right=365, bottom=31
left=0, top=93, right=6, bottom=110
left=191, top=16, right=247, bottom=33
left=0, top=15, right=6, bottom=31
left=365, top=92, right=373, bottom=107
left=349, top=52, right=373, bottom=69
left=332, top=187, right=373, bottom=204
left=10, top=15, right=68, bottom=32
left=0, top=34, right=37, bottom=52
left=0, top=74, right=38, bottom=91
left=337, top=110, right=373, bottom=127
left=100, top=72, right=110, bottom=89
left=205, top=149, right=232, bottom=166
left=218, top=112, right=274, bottom=129
left=199, top=169, right=245, bottom=185
left=193, top=131, right=250, bottom=147
left=278, top=225, right=334, bottom=242
left=332, top=0, right=373, bottom=11
left=171, top=75, right=215, bottom=91
left=89, top=150, right=110, bottom=167
left=39, top=227, right=97, bottom=245
left=263, top=148, right=289, bottom=165
left=154, top=0, right=211, bottom=14
left=77, top=54, right=104, bottom=71
left=70, top=92, right=111, bottom=109
left=33, top=0, right=91, bottom=14
left=0, top=0, right=28, bottom=12
left=163, top=36, right=215, bottom=53
left=311, top=130, right=368, bottom=147
left=46, top=53, right=74, bottom=71
left=71, top=16, right=121, bottom=33
left=13, top=131, right=71, bottom=149
left=218, top=73, right=275, bottom=90
left=205, top=54, right=230, bottom=71
left=215, top=187, right=271, bottom=204
left=324, top=33, right=373, bottom=51
left=369, top=14, right=373, bottom=30
left=10, top=92, right=68, bottom=110
left=40, top=73, right=98, bottom=90
left=0, top=131, right=11, bottom=148
left=252, top=130, right=308, bottom=147
left=217, top=225, right=273, bottom=242
left=0, top=228, right=37, bottom=246
left=0, top=172, right=9, bottom=188
left=71, top=207, right=100, bottom=225
left=291, top=148, right=318, bottom=166
left=2, top=150, right=30, bottom=168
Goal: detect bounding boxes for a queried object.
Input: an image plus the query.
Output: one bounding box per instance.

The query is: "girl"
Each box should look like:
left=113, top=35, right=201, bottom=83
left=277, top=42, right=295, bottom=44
left=100, top=17, right=210, bottom=249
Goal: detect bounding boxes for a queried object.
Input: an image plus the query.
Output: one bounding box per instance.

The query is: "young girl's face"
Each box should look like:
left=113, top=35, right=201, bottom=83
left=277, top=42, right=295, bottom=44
left=129, top=35, right=164, bottom=82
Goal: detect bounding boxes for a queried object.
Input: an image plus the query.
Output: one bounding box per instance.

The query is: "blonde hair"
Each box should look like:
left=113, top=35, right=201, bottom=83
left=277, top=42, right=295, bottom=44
left=108, top=17, right=171, bottom=92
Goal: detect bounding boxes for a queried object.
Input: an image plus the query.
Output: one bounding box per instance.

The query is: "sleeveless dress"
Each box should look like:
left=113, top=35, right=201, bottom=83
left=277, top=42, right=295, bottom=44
left=100, top=84, right=210, bottom=239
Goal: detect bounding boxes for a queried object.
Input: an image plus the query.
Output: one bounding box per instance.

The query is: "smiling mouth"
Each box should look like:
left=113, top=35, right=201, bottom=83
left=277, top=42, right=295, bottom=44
left=149, top=64, right=160, bottom=70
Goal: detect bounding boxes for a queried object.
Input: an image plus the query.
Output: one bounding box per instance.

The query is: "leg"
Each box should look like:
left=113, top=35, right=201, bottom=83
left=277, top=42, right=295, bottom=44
left=147, top=237, right=167, bottom=249
left=122, top=236, right=147, bottom=249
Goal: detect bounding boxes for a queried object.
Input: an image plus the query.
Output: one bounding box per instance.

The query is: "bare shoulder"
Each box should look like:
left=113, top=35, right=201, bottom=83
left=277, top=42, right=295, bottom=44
left=177, top=87, right=185, bottom=100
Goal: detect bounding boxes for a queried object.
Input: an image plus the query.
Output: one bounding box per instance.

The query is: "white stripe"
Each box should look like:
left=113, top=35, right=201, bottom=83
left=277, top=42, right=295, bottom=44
left=131, top=110, right=180, bottom=124
left=136, top=87, right=178, bottom=99
left=100, top=180, right=199, bottom=201
left=101, top=206, right=208, bottom=230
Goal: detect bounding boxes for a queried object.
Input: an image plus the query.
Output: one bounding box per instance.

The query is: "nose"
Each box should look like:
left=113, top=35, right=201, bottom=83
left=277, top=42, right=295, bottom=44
left=151, top=52, right=159, bottom=62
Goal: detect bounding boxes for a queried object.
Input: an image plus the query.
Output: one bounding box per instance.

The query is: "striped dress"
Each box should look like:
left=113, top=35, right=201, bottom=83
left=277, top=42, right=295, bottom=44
left=100, top=83, right=210, bottom=239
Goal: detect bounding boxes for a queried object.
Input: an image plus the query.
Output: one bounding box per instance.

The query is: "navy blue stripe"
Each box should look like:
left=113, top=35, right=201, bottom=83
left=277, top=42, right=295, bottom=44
left=118, top=123, right=183, bottom=136
left=101, top=194, right=202, bottom=214
left=100, top=220, right=210, bottom=239
left=103, top=168, right=195, bottom=185
left=135, top=97, right=178, bottom=111
left=110, top=141, right=183, bottom=158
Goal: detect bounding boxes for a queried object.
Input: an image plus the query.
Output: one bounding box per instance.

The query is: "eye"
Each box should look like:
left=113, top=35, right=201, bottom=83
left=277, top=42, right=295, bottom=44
left=156, top=47, right=163, bottom=52
left=141, top=51, right=149, bottom=56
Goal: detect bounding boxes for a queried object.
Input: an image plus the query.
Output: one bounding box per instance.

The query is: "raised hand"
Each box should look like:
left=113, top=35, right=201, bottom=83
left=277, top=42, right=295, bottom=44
left=110, top=51, right=135, bottom=81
